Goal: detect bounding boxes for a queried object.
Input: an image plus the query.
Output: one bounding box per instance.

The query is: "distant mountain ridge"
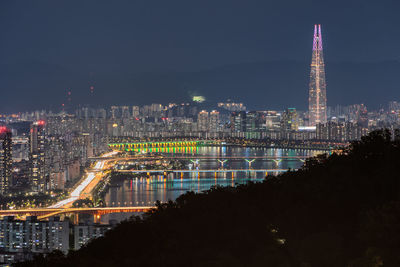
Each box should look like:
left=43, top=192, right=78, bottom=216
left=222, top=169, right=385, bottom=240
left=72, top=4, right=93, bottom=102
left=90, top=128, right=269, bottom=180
left=1, top=60, right=399, bottom=112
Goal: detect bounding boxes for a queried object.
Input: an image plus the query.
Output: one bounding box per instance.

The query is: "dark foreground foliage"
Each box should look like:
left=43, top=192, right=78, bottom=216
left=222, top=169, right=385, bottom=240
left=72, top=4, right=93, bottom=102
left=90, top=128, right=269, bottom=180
left=16, top=130, right=400, bottom=266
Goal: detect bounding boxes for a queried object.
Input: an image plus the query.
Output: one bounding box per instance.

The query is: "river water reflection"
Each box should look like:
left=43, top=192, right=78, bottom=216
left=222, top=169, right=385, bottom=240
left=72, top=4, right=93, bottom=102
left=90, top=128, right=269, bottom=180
left=102, top=146, right=324, bottom=223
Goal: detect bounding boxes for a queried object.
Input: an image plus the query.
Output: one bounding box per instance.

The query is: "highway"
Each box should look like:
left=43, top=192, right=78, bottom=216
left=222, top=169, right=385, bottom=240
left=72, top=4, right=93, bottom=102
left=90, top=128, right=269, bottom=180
left=49, top=151, right=118, bottom=208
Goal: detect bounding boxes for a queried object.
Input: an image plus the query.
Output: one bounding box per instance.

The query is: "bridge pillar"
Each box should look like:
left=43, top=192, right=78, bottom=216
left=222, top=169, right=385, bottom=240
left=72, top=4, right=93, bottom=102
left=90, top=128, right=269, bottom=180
left=217, top=159, right=228, bottom=169
left=73, top=214, right=79, bottom=225
left=245, top=159, right=256, bottom=169
left=273, top=159, right=282, bottom=166
left=190, top=159, right=199, bottom=167
left=94, top=213, right=101, bottom=224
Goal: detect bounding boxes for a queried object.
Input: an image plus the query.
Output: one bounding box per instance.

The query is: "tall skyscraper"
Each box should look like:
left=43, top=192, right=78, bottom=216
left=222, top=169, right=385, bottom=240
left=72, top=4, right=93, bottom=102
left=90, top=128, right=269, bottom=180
left=29, top=121, right=46, bottom=193
left=308, top=24, right=327, bottom=126
left=0, top=127, right=12, bottom=195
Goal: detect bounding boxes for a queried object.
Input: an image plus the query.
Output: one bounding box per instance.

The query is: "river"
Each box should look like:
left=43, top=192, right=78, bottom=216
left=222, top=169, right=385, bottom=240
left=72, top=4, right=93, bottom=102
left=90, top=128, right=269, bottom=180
left=101, top=146, right=323, bottom=223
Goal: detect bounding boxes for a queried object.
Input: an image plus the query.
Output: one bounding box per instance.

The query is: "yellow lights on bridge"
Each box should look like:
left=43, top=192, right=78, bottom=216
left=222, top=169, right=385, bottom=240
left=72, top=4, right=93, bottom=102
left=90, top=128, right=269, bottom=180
left=0, top=207, right=155, bottom=221
left=108, top=140, right=203, bottom=151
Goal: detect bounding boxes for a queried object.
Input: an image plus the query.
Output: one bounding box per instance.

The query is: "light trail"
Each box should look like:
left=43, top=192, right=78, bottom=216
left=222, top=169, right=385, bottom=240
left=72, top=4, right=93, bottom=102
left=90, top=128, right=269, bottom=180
left=49, top=151, right=118, bottom=208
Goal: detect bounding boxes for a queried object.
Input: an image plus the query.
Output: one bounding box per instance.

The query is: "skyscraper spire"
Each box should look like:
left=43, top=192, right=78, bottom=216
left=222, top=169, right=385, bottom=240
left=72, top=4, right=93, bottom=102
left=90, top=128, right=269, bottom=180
left=308, top=24, right=327, bottom=126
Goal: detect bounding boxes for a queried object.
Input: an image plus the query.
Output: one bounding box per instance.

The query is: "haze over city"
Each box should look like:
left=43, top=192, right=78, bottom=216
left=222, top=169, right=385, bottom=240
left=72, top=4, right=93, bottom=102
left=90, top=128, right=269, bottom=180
left=1, top=0, right=400, bottom=112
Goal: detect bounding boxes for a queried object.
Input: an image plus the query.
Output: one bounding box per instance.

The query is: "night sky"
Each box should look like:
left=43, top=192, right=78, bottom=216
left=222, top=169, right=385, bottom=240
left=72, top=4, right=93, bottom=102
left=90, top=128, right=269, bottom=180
left=1, top=0, right=399, bottom=112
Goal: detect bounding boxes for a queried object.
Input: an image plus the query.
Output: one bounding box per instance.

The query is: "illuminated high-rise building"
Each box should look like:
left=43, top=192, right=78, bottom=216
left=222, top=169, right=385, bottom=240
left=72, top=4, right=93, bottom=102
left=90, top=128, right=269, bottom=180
left=308, top=24, right=327, bottom=126
left=0, top=127, right=12, bottom=195
left=230, top=111, right=246, bottom=132
left=197, top=110, right=209, bottom=132
left=209, top=110, right=220, bottom=132
left=265, top=111, right=281, bottom=130
left=121, top=106, right=130, bottom=118
left=110, top=106, right=119, bottom=119
left=29, top=121, right=46, bottom=193
left=281, top=108, right=299, bottom=132
left=132, top=106, right=140, bottom=117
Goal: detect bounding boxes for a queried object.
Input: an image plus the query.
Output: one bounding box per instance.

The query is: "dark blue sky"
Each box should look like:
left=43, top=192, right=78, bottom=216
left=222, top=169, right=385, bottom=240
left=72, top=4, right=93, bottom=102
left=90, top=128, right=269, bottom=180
left=1, top=0, right=399, bottom=112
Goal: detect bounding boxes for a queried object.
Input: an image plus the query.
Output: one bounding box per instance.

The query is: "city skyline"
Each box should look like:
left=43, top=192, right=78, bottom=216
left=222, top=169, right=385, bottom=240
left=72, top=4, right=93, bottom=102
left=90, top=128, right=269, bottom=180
left=0, top=1, right=398, bottom=266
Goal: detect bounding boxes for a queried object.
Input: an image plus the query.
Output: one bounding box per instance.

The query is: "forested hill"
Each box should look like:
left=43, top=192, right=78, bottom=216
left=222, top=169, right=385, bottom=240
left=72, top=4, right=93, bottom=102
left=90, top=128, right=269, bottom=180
left=17, top=130, right=400, bottom=267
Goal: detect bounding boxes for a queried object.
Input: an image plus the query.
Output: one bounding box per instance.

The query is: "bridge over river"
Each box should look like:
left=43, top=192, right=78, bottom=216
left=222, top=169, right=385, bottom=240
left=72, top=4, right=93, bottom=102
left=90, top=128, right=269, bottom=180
left=116, top=169, right=289, bottom=177
left=0, top=207, right=154, bottom=224
left=0, top=140, right=320, bottom=223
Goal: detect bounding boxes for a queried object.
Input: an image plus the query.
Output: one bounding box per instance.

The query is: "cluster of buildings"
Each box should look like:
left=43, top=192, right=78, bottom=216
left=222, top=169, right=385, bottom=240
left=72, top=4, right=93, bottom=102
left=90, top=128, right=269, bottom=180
left=0, top=127, right=12, bottom=195
left=0, top=216, right=113, bottom=265
left=0, top=113, right=108, bottom=196
left=2, top=96, right=400, bottom=196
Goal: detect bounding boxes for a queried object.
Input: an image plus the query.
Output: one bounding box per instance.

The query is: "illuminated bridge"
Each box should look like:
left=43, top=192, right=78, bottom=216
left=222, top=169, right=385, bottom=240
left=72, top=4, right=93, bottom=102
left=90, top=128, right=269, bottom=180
left=0, top=207, right=154, bottom=223
left=116, top=169, right=289, bottom=176
left=109, top=140, right=206, bottom=151
left=90, top=155, right=309, bottom=161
